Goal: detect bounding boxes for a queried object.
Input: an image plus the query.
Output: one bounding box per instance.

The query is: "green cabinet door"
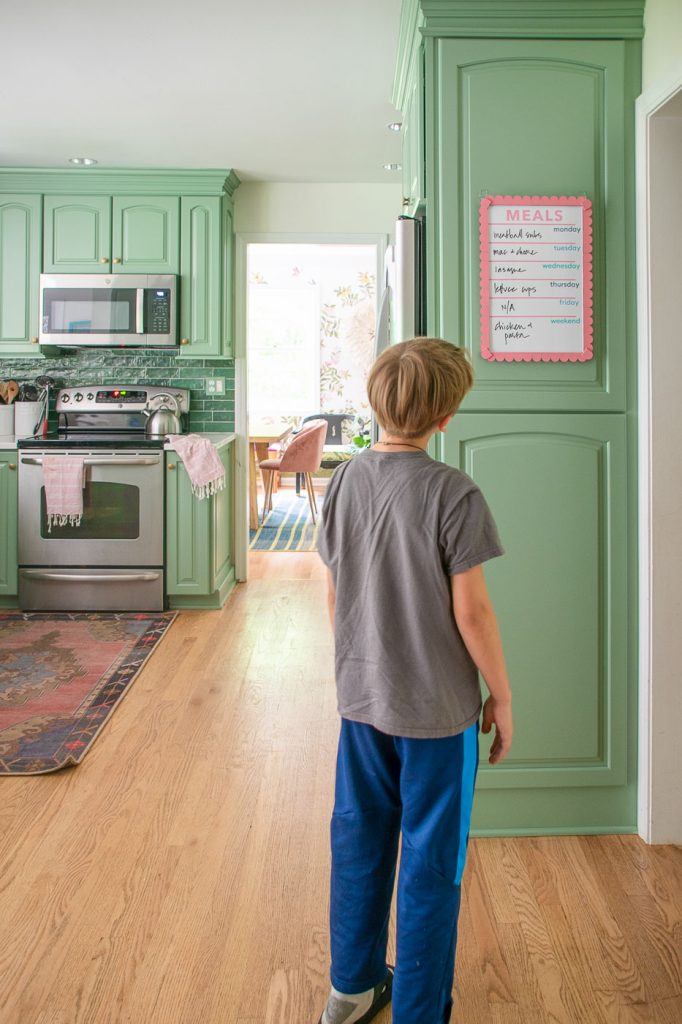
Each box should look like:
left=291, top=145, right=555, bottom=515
left=165, top=445, right=235, bottom=607
left=0, top=195, right=42, bottom=355
left=431, top=37, right=638, bottom=411
left=401, top=57, right=424, bottom=215
left=112, top=196, right=179, bottom=273
left=43, top=195, right=112, bottom=272
left=0, top=454, right=18, bottom=600
left=178, top=196, right=223, bottom=358
left=442, top=413, right=634, bottom=834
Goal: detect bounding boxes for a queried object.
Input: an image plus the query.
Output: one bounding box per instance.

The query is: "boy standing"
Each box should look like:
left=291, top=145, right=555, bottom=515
left=316, top=338, right=513, bottom=1024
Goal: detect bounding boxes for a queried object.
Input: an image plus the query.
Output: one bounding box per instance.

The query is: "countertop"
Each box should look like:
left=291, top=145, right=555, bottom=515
left=0, top=432, right=236, bottom=452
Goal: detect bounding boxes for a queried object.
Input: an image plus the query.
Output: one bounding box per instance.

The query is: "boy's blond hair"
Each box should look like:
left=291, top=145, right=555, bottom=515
left=367, top=338, right=473, bottom=439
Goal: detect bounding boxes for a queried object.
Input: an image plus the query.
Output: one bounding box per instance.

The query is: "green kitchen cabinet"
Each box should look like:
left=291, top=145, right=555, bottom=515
left=165, top=443, right=235, bottom=608
left=401, top=54, right=424, bottom=216
left=43, top=194, right=179, bottom=274
left=0, top=195, right=42, bottom=356
left=112, top=196, right=179, bottom=273
left=443, top=413, right=634, bottom=834
left=0, top=454, right=18, bottom=602
left=178, top=196, right=223, bottom=358
left=425, top=35, right=640, bottom=412
left=43, top=195, right=112, bottom=272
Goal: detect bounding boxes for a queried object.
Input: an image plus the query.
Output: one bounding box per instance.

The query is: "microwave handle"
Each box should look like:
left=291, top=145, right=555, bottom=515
left=135, top=289, right=145, bottom=334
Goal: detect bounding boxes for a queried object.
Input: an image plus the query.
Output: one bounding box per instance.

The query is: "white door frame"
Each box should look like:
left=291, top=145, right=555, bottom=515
left=234, top=232, right=388, bottom=581
left=636, top=62, right=682, bottom=844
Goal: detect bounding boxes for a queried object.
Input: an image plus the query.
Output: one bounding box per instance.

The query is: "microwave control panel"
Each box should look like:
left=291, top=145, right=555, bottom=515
left=145, top=289, right=172, bottom=335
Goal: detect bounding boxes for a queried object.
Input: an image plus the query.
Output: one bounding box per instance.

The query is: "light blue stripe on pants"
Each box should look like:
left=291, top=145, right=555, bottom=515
left=329, top=718, right=479, bottom=1024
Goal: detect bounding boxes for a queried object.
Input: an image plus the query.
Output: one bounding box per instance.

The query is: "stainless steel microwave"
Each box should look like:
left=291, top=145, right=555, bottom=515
left=39, top=274, right=178, bottom=348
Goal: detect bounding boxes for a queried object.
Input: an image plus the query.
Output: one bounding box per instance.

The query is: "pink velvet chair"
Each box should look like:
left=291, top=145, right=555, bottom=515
left=258, top=418, right=328, bottom=524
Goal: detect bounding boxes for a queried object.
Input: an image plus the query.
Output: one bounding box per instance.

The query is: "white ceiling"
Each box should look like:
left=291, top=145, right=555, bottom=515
left=2, top=0, right=404, bottom=183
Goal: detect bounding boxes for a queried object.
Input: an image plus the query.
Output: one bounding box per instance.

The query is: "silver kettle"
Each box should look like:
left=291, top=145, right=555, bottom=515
left=143, top=393, right=182, bottom=438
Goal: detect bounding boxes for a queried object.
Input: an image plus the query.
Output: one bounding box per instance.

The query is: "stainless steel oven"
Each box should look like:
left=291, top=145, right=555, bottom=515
left=17, top=385, right=189, bottom=611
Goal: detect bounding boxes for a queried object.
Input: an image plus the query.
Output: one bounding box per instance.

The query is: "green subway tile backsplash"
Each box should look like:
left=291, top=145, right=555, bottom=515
left=1, top=350, right=235, bottom=432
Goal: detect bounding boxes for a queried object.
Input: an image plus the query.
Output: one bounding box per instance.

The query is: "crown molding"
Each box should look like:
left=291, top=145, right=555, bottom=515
left=417, top=0, right=645, bottom=38
left=393, top=0, right=424, bottom=110
left=0, top=168, right=241, bottom=196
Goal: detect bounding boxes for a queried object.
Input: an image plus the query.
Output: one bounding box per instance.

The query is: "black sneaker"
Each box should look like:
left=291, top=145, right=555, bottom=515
left=317, top=966, right=394, bottom=1024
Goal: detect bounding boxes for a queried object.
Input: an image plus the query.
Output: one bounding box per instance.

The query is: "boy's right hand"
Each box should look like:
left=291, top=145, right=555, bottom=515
left=481, top=697, right=513, bottom=764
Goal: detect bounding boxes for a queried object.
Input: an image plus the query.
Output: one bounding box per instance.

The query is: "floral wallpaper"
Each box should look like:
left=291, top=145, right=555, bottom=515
left=247, top=244, right=377, bottom=441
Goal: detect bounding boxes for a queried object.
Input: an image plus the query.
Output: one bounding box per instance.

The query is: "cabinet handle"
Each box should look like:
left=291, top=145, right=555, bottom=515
left=31, top=337, right=39, bottom=344
left=113, top=257, right=122, bottom=264
left=8, top=463, right=16, bottom=470
left=180, top=338, right=189, bottom=345
left=168, top=463, right=176, bottom=470
left=99, top=257, right=108, bottom=264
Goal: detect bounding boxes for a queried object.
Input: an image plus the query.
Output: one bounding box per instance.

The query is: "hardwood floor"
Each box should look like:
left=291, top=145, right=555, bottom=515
left=0, top=555, right=680, bottom=1023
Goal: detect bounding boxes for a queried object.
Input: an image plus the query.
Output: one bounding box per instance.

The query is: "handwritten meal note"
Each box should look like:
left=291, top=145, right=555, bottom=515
left=479, top=195, right=593, bottom=362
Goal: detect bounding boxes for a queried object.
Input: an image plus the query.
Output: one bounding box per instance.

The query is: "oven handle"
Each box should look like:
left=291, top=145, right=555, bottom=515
left=20, top=571, right=162, bottom=583
left=20, top=456, right=162, bottom=467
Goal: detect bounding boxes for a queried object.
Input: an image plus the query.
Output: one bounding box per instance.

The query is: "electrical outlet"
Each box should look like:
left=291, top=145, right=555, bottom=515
left=205, top=377, right=225, bottom=396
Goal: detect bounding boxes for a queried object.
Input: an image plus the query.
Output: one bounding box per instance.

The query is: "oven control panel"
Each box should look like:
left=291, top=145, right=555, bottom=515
left=56, top=386, right=190, bottom=414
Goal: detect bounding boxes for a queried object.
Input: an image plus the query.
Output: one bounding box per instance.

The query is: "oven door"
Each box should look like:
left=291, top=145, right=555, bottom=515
left=18, top=451, right=164, bottom=567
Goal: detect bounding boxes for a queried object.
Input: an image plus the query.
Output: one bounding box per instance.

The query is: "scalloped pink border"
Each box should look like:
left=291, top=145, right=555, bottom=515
left=479, top=195, right=593, bottom=363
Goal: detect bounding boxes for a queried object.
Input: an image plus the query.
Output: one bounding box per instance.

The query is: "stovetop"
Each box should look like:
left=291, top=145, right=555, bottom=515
left=17, top=431, right=167, bottom=450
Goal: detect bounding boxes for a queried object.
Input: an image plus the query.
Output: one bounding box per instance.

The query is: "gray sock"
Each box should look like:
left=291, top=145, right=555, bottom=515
left=321, top=984, right=374, bottom=1024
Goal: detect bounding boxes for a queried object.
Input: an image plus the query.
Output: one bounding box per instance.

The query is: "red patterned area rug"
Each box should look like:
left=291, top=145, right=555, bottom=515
left=0, top=612, right=177, bottom=775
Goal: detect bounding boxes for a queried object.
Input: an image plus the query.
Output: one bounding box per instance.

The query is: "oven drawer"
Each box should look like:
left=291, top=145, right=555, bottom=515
left=18, top=568, right=164, bottom=611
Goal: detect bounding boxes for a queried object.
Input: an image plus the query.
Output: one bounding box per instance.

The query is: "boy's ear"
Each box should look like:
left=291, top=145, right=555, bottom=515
left=437, top=413, right=453, bottom=432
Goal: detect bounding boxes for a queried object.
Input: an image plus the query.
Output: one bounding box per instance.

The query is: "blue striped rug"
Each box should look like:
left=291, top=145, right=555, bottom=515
left=249, top=492, right=322, bottom=552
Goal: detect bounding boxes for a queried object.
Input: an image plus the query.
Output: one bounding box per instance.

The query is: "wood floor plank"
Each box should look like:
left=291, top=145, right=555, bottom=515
left=1, top=555, right=681, bottom=1024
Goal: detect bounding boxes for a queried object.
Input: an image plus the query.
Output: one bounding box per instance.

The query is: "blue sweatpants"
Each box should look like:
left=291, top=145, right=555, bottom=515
left=329, top=718, right=479, bottom=1024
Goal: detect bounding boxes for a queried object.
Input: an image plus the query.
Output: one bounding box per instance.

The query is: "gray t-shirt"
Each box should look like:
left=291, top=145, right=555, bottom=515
left=317, top=449, right=504, bottom=738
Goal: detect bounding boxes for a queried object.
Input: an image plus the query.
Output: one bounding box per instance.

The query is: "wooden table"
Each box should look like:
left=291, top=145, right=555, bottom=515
left=248, top=425, right=292, bottom=530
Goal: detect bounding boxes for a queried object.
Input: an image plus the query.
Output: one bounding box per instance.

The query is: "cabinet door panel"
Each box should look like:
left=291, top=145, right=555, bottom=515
left=442, top=414, right=631, bottom=829
left=0, top=195, right=41, bottom=354
left=43, top=195, right=111, bottom=272
left=435, top=38, right=636, bottom=410
left=112, top=197, right=179, bottom=273
left=179, top=196, right=222, bottom=358
left=165, top=457, right=210, bottom=595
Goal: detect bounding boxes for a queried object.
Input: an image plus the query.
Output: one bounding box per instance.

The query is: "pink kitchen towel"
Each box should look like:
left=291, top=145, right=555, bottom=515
left=42, top=455, right=86, bottom=532
left=167, top=435, right=225, bottom=499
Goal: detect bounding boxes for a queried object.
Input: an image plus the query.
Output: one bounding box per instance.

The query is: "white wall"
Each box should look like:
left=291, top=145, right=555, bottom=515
left=642, top=0, right=682, bottom=91
left=234, top=182, right=402, bottom=236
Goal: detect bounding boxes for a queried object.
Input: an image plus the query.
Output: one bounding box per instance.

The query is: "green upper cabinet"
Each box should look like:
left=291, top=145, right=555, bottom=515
left=44, top=194, right=179, bottom=274
left=401, top=53, right=424, bottom=215
left=429, top=36, right=640, bottom=412
left=0, top=194, right=42, bottom=356
left=112, top=196, right=179, bottom=273
left=43, top=195, right=112, bottom=272
left=179, top=196, right=223, bottom=358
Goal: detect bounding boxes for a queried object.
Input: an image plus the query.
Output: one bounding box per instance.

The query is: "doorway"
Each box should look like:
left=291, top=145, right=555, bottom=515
left=234, top=237, right=383, bottom=575
left=636, top=65, right=682, bottom=844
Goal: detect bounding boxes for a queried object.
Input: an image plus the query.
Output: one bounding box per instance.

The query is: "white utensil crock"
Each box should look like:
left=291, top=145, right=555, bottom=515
left=0, top=405, right=14, bottom=435
left=14, top=401, right=43, bottom=438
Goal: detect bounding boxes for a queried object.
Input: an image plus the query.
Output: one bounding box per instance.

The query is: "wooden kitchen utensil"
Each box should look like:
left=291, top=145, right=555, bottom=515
left=6, top=380, right=19, bottom=404
left=0, top=382, right=8, bottom=404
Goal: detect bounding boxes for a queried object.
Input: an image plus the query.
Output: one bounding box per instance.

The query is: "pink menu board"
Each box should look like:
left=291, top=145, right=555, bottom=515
left=479, top=195, right=593, bottom=362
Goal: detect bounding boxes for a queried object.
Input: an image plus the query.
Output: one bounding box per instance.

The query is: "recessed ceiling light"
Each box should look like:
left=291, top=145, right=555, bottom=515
left=383, top=163, right=402, bottom=171
left=387, top=122, right=403, bottom=132
left=69, top=157, right=98, bottom=166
